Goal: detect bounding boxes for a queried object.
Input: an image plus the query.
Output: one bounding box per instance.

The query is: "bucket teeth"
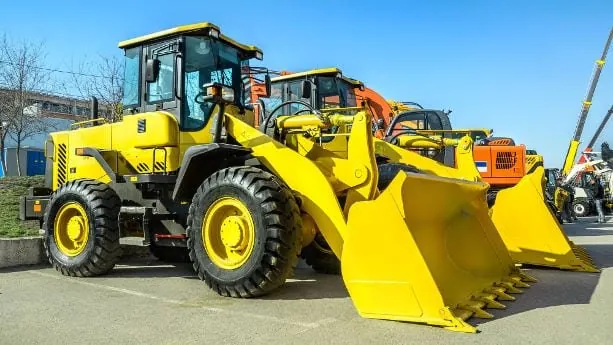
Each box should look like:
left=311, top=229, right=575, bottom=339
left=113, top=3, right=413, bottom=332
left=495, top=281, right=523, bottom=294
left=506, top=276, right=531, bottom=288
left=569, top=243, right=600, bottom=272
left=513, top=271, right=538, bottom=283
left=484, top=287, right=516, bottom=301
left=473, top=295, right=506, bottom=309
left=451, top=308, right=473, bottom=321
left=457, top=303, right=494, bottom=319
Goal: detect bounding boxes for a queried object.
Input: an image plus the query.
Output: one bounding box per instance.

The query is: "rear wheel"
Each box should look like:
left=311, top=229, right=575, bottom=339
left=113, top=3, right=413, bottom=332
left=42, top=179, right=122, bottom=277
left=300, top=232, right=340, bottom=275
left=187, top=166, right=302, bottom=298
left=486, top=190, right=499, bottom=208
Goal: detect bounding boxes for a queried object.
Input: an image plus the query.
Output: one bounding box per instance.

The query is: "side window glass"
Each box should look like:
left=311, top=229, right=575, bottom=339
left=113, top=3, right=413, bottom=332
left=241, top=61, right=251, bottom=106
left=287, top=81, right=310, bottom=114
left=426, top=112, right=443, bottom=130
left=183, top=70, right=208, bottom=130
left=319, top=77, right=340, bottom=108
left=392, top=113, right=425, bottom=135
left=147, top=53, right=174, bottom=103
left=122, top=47, right=141, bottom=107
left=259, top=83, right=284, bottom=120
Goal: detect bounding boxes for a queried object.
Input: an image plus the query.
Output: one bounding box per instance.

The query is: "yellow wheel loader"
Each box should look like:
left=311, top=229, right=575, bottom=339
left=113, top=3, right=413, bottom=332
left=19, top=23, right=535, bottom=333
left=252, top=67, right=597, bottom=273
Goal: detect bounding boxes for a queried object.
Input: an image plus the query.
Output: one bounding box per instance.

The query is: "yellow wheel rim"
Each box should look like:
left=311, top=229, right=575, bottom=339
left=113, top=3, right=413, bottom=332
left=54, top=202, right=89, bottom=256
left=202, top=197, right=255, bottom=269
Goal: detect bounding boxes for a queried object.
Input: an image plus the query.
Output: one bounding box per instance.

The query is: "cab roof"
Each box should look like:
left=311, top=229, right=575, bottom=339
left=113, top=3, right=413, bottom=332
left=117, top=22, right=263, bottom=58
left=271, top=67, right=363, bottom=87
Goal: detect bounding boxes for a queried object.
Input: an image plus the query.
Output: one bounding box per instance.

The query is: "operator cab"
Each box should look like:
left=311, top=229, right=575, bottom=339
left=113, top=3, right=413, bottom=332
left=118, top=23, right=263, bottom=131
left=385, top=110, right=490, bottom=143
left=258, top=68, right=363, bottom=124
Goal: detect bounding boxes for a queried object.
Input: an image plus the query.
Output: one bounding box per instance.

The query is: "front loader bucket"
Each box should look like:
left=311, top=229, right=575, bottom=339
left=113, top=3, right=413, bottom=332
left=490, top=166, right=599, bottom=272
left=341, top=171, right=535, bottom=333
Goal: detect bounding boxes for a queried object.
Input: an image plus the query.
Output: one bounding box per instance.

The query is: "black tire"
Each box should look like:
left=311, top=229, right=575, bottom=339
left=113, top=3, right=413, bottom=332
left=42, top=179, right=121, bottom=277
left=487, top=190, right=499, bottom=208
left=186, top=166, right=302, bottom=298
left=300, top=232, right=340, bottom=275
left=377, top=163, right=420, bottom=190
left=572, top=200, right=590, bottom=217
left=149, top=243, right=190, bottom=263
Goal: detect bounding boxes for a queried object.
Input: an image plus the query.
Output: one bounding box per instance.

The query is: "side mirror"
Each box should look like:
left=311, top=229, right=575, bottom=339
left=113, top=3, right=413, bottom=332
left=300, top=80, right=311, bottom=99
left=264, top=74, right=272, bottom=97
left=90, top=96, right=99, bottom=121
left=145, top=58, right=160, bottom=83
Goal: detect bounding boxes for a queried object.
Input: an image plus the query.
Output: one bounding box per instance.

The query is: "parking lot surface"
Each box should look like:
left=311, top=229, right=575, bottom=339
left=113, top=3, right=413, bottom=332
left=2, top=217, right=613, bottom=345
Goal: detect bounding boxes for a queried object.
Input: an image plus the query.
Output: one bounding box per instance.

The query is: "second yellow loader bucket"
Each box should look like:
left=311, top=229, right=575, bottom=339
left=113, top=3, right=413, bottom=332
left=341, top=171, right=536, bottom=333
left=490, top=166, right=599, bottom=273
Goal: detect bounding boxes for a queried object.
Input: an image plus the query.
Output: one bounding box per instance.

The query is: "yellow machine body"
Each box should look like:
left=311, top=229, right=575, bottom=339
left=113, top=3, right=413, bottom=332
left=378, top=134, right=598, bottom=272
left=47, top=105, right=256, bottom=190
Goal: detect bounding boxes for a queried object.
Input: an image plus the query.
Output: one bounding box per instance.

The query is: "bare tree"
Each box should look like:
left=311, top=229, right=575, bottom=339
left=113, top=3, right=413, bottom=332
left=0, top=35, right=49, bottom=175
left=66, top=55, right=124, bottom=122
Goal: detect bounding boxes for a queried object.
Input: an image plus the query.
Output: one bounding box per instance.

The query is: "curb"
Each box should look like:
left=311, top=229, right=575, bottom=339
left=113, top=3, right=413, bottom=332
left=0, top=236, right=45, bottom=269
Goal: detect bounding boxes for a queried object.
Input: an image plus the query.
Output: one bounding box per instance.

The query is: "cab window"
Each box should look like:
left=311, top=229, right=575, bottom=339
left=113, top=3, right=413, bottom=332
left=258, top=82, right=284, bottom=123
left=391, top=112, right=427, bottom=134
left=317, top=76, right=358, bottom=109
left=181, top=36, right=243, bottom=131
left=318, top=77, right=341, bottom=108
left=122, top=47, right=141, bottom=107
left=147, top=53, right=175, bottom=103
left=287, top=80, right=311, bottom=114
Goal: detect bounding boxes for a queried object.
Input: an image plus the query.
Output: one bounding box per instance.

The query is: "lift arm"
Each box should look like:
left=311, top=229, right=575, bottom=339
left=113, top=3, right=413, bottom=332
left=562, top=26, right=613, bottom=175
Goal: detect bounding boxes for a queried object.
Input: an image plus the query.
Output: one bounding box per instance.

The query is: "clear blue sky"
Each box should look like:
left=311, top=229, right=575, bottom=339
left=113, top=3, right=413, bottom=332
left=1, top=0, right=612, bottom=167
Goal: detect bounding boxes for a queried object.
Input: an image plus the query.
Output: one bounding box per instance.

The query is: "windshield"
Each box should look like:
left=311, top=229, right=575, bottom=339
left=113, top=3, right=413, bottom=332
left=318, top=76, right=357, bottom=109
left=389, top=111, right=445, bottom=135
left=182, top=36, right=246, bottom=130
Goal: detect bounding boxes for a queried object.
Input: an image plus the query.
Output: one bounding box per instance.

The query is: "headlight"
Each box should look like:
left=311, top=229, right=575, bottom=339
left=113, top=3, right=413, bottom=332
left=255, top=51, right=263, bottom=60
left=209, top=28, right=220, bottom=38
left=204, top=83, right=235, bottom=103
left=221, top=86, right=235, bottom=103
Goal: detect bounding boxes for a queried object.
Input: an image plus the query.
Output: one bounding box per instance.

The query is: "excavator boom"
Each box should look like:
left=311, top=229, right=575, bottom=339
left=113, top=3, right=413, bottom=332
left=562, top=26, right=613, bottom=175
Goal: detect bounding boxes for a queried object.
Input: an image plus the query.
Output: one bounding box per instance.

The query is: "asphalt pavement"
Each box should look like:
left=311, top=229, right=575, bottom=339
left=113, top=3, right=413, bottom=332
left=1, top=217, right=612, bottom=345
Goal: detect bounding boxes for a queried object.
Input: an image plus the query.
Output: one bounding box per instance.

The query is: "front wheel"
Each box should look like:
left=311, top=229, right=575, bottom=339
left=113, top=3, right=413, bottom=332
left=572, top=200, right=590, bottom=217
left=300, top=233, right=340, bottom=275
left=377, top=163, right=421, bottom=190
left=187, top=166, right=302, bottom=298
